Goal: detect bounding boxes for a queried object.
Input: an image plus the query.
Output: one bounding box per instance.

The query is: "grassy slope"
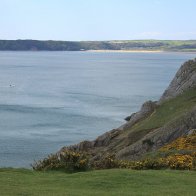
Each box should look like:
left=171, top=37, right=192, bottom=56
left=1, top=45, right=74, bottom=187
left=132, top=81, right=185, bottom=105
left=0, top=168, right=195, bottom=196
left=117, top=88, right=196, bottom=148
left=133, top=88, right=196, bottom=131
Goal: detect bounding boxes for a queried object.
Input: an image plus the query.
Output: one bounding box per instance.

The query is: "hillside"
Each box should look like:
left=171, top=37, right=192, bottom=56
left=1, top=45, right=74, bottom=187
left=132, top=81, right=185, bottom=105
left=0, top=40, right=196, bottom=51
left=58, top=58, right=196, bottom=162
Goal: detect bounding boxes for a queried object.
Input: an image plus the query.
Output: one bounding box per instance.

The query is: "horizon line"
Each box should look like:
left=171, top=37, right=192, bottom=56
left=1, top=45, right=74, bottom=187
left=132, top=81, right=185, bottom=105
left=0, top=39, right=196, bottom=42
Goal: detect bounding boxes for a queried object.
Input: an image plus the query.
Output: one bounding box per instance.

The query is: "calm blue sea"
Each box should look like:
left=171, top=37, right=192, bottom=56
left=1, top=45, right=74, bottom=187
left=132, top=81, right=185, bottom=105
left=0, top=51, right=195, bottom=167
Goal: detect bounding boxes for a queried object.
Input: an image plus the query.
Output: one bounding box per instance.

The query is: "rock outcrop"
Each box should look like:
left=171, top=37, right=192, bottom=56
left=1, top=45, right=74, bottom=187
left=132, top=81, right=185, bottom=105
left=121, top=100, right=157, bottom=130
left=59, top=58, right=196, bottom=161
left=116, top=106, right=196, bottom=160
left=159, top=58, right=196, bottom=103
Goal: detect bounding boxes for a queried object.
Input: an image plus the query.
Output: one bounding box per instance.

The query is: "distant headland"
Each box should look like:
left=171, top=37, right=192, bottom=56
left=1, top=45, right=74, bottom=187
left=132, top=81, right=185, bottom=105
left=0, top=40, right=196, bottom=52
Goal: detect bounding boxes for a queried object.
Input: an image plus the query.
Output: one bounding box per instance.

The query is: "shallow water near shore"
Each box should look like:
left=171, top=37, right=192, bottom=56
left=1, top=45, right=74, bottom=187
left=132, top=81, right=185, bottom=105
left=0, top=51, right=195, bottom=168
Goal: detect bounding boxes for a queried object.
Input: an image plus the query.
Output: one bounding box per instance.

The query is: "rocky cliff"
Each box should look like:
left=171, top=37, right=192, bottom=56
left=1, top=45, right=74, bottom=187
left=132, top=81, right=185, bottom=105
left=159, top=59, right=196, bottom=103
left=59, top=58, right=196, bottom=161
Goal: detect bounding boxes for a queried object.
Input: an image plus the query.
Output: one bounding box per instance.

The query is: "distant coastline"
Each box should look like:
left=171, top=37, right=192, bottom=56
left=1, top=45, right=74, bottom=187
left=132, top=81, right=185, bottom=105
left=0, top=40, right=196, bottom=52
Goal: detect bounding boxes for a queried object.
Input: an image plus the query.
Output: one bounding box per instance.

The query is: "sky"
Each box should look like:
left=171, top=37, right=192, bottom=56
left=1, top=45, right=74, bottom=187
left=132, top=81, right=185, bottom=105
left=0, top=0, right=196, bottom=41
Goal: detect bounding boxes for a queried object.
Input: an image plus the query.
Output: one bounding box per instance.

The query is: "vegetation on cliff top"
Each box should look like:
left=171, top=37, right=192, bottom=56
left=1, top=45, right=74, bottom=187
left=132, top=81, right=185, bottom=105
left=32, top=131, right=196, bottom=171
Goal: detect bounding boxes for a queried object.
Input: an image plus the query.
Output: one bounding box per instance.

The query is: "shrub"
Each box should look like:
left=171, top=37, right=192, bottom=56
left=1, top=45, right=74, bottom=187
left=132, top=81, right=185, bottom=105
left=59, top=150, right=90, bottom=172
left=92, top=154, right=120, bottom=169
left=32, top=154, right=61, bottom=171
left=142, top=139, right=154, bottom=146
left=131, top=153, right=195, bottom=170
left=157, top=132, right=196, bottom=170
left=32, top=133, right=196, bottom=172
left=165, top=154, right=194, bottom=170
left=32, top=149, right=90, bottom=172
left=132, top=158, right=167, bottom=170
left=160, top=131, right=196, bottom=152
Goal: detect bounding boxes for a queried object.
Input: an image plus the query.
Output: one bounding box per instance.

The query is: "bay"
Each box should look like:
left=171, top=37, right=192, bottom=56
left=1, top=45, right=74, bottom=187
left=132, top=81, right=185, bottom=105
left=0, top=51, right=195, bottom=167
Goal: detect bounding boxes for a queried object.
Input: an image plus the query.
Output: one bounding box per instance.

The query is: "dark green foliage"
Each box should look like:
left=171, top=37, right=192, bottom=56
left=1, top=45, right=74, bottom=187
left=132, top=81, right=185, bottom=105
left=142, top=139, right=154, bottom=146
left=91, top=154, right=120, bottom=169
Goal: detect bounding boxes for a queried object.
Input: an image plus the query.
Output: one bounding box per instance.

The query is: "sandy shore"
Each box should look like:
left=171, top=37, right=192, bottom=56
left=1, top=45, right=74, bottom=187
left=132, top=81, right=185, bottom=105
left=86, top=49, right=164, bottom=53
left=85, top=50, right=196, bottom=53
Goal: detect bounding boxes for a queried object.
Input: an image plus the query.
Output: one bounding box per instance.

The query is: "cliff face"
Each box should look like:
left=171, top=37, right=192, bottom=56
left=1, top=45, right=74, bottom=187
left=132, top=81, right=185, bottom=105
left=159, top=59, right=196, bottom=103
left=117, top=106, right=196, bottom=160
left=60, top=58, right=196, bottom=161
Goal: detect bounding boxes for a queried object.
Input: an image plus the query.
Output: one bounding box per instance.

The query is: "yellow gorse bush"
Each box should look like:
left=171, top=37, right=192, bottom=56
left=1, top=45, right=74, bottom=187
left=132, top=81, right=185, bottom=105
left=32, top=132, right=196, bottom=171
left=32, top=149, right=90, bottom=172
left=156, top=132, right=196, bottom=170
left=165, top=154, right=193, bottom=169
left=160, top=131, right=196, bottom=151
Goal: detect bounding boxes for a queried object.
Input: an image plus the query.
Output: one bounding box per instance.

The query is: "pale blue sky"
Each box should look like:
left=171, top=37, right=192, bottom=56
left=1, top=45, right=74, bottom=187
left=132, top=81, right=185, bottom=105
left=1, top=0, right=196, bottom=40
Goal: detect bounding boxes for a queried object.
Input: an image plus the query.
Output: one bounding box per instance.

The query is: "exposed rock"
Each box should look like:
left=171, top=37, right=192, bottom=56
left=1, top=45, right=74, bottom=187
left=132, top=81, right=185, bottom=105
left=67, top=140, right=94, bottom=151
left=93, top=129, right=121, bottom=147
left=62, top=128, right=122, bottom=152
left=116, top=106, right=196, bottom=160
left=159, top=58, right=196, bottom=103
left=187, top=129, right=196, bottom=135
left=120, top=100, right=157, bottom=130
left=124, top=113, right=136, bottom=121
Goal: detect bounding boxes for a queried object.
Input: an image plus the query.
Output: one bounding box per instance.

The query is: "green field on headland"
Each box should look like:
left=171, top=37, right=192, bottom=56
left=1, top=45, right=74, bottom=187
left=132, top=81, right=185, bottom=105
left=0, top=168, right=195, bottom=196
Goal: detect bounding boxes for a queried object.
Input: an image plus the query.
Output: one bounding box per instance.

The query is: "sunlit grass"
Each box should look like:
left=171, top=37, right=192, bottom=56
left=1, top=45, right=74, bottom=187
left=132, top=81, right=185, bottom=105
left=0, top=168, right=195, bottom=196
left=132, top=88, right=196, bottom=132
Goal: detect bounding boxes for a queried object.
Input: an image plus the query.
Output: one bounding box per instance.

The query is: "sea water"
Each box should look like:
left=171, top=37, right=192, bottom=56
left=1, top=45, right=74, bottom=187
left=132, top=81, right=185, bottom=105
left=0, top=51, right=195, bottom=167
